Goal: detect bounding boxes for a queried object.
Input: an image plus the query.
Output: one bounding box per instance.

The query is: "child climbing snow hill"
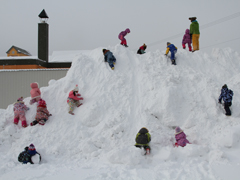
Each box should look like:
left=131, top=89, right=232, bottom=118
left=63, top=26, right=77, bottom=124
left=137, top=44, right=147, bottom=54
left=30, top=82, right=41, bottom=105
left=182, top=29, right=192, bottom=51
left=13, top=97, right=29, bottom=128
left=30, top=99, right=52, bottom=126
left=103, top=49, right=116, bottom=70
left=18, top=144, right=41, bottom=164
left=67, top=85, right=84, bottom=115
left=165, top=42, right=177, bottom=65
left=135, top=127, right=151, bottom=155
left=118, top=28, right=130, bottom=47
left=218, top=84, right=233, bottom=116
left=175, top=127, right=190, bottom=147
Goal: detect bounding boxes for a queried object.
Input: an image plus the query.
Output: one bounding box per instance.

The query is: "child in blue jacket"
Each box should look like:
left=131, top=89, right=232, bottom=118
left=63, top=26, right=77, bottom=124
left=218, top=84, right=233, bottom=116
left=102, top=49, right=116, bottom=70
left=165, top=42, right=177, bottom=65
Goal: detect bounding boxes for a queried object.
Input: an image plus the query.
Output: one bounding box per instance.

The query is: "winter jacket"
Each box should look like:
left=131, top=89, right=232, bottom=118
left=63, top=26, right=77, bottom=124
left=175, top=131, right=189, bottom=147
left=35, top=106, right=50, bottom=121
left=137, top=45, right=147, bottom=54
left=182, top=29, right=191, bottom=44
left=13, top=102, right=28, bottom=113
left=68, top=90, right=83, bottom=101
left=18, top=147, right=41, bottom=164
left=104, top=50, right=116, bottom=64
left=190, top=20, right=200, bottom=35
left=218, top=87, right=233, bottom=103
left=30, top=83, right=41, bottom=99
left=135, top=128, right=151, bottom=146
left=166, top=44, right=177, bottom=55
left=118, top=28, right=130, bottom=40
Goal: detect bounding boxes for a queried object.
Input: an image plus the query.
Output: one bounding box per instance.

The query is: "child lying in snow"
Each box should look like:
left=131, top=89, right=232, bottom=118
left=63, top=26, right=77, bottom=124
left=175, top=127, right=190, bottom=147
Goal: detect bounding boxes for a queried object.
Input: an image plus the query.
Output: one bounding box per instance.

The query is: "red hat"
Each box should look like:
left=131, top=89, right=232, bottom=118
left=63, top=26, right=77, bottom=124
left=28, top=144, right=36, bottom=151
left=38, top=99, right=46, bottom=107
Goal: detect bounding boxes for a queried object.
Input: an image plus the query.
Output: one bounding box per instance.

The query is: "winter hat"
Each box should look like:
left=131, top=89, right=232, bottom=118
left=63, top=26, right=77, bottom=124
left=167, top=42, right=171, bottom=46
left=175, top=127, right=183, bottom=134
left=102, top=49, right=106, bottom=53
left=125, top=28, right=130, bottom=33
left=222, top=84, right=228, bottom=89
left=17, top=97, right=23, bottom=101
left=189, top=17, right=197, bottom=21
left=73, top=84, right=79, bottom=92
left=38, top=98, right=46, bottom=106
left=28, top=144, right=36, bottom=151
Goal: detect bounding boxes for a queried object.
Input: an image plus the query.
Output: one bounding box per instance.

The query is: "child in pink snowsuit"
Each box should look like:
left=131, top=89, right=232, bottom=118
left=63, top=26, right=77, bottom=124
left=30, top=82, right=41, bottom=105
left=118, top=28, right=130, bottom=47
left=67, top=85, right=84, bottom=115
left=175, top=127, right=190, bottom=147
left=30, top=99, right=51, bottom=126
left=13, top=97, right=29, bottom=127
left=182, top=29, right=192, bottom=51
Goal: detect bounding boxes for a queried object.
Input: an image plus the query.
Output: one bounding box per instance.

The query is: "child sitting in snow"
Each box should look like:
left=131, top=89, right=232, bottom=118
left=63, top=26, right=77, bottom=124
left=165, top=42, right=177, bottom=65
left=118, top=28, right=131, bottom=47
left=175, top=127, right=189, bottom=147
left=30, top=99, right=52, bottom=126
left=137, top=44, right=147, bottom=54
left=67, top=85, right=84, bottom=115
left=182, top=29, right=192, bottom=51
left=102, top=49, right=116, bottom=70
left=18, top=144, right=41, bottom=164
left=30, top=82, right=41, bottom=105
left=13, top=97, right=29, bottom=128
left=135, top=127, right=151, bottom=155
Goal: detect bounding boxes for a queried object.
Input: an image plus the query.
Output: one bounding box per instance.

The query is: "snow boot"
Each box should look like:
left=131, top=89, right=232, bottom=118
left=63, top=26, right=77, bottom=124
left=14, top=118, right=19, bottom=125
left=189, top=46, right=192, bottom=52
left=171, top=59, right=176, bottom=65
left=30, top=120, right=38, bottom=126
left=145, top=148, right=150, bottom=155
left=111, top=67, right=115, bottom=70
left=77, top=103, right=82, bottom=107
left=38, top=120, right=46, bottom=125
left=69, top=111, right=74, bottom=115
left=22, top=120, right=28, bottom=128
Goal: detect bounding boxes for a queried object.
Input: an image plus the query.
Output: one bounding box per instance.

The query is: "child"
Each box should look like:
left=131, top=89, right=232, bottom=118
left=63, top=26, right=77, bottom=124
left=13, top=97, right=29, bottom=128
left=30, top=82, right=41, bottom=105
left=137, top=44, right=147, bottom=54
left=30, top=99, right=52, bottom=126
left=165, top=42, right=177, bottom=65
left=67, top=85, right=84, bottom=115
left=182, top=29, right=192, bottom=51
left=218, top=84, right=234, bottom=116
left=18, top=144, right=41, bottom=164
left=118, top=28, right=130, bottom=47
left=102, top=49, right=116, bottom=70
left=135, top=127, right=151, bottom=155
left=175, top=127, right=189, bottom=147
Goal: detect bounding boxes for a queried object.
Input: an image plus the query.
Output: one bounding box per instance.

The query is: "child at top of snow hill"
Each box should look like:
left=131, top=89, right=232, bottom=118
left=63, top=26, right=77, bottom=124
left=165, top=42, right=178, bottom=65
left=30, top=82, right=41, bottom=105
left=182, top=29, right=192, bottom=51
left=137, top=44, right=147, bottom=54
left=102, top=49, right=116, bottom=70
left=30, top=99, right=52, bottom=126
left=13, top=97, right=29, bottom=128
left=218, top=84, right=233, bottom=116
left=135, top=127, right=151, bottom=155
left=118, top=28, right=130, bottom=47
left=18, top=144, right=41, bottom=164
left=175, top=127, right=190, bottom=147
left=67, top=85, right=84, bottom=115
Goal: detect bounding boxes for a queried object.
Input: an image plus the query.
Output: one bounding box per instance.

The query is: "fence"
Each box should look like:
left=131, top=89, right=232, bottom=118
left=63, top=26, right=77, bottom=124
left=0, top=69, right=68, bottom=109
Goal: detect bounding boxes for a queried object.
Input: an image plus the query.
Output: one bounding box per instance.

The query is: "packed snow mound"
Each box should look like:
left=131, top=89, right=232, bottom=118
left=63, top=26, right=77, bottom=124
left=1, top=45, right=240, bottom=179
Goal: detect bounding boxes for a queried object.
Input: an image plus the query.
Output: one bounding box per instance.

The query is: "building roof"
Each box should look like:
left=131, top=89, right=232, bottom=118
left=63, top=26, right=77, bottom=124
left=6, top=45, right=32, bottom=56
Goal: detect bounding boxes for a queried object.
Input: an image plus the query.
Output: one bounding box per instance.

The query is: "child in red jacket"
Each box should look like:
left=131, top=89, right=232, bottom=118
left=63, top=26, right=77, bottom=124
left=67, top=85, right=84, bottom=115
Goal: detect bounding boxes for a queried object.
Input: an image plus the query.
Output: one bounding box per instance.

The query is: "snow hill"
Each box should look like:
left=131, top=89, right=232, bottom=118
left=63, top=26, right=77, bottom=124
left=1, top=45, right=240, bottom=180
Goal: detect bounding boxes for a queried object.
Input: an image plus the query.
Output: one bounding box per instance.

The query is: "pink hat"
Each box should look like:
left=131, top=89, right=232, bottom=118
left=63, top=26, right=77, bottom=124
left=175, top=127, right=183, bottom=134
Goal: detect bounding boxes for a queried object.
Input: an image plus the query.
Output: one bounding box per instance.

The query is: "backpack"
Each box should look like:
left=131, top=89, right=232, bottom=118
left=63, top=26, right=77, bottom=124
left=136, top=133, right=149, bottom=144
left=18, top=151, right=31, bottom=163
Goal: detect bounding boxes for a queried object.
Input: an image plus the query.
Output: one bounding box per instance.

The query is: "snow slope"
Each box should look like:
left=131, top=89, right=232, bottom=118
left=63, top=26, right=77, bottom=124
left=1, top=45, right=240, bottom=180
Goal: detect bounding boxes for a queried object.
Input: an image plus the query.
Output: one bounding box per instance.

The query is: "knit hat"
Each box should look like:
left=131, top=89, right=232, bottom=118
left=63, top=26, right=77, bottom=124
left=38, top=98, right=46, bottom=106
left=175, top=127, right=183, bottom=134
left=17, top=97, right=23, bottom=101
left=222, top=84, right=228, bottom=89
left=73, top=84, right=79, bottom=92
left=28, top=144, right=36, bottom=151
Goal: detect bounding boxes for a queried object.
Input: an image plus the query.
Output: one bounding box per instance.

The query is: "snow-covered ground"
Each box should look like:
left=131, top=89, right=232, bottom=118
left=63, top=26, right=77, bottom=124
left=1, top=45, right=240, bottom=180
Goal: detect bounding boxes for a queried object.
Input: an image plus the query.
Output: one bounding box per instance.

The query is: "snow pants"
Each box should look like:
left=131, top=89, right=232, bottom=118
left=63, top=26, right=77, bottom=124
left=14, top=111, right=27, bottom=127
left=67, top=98, right=81, bottom=113
left=182, top=43, right=192, bottom=51
left=192, top=34, right=200, bottom=51
left=119, top=35, right=127, bottom=45
left=170, top=50, right=177, bottom=60
left=224, top=102, right=232, bottom=116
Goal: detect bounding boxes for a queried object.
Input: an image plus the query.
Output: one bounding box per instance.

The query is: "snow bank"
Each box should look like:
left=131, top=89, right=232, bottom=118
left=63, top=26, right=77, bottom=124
left=1, top=45, right=240, bottom=180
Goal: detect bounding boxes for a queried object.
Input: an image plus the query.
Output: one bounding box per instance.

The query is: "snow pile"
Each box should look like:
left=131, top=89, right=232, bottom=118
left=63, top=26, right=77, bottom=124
left=1, top=45, right=240, bottom=180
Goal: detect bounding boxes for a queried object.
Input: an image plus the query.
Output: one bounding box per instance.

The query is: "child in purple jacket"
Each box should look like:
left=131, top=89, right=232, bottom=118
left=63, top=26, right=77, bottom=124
left=175, top=127, right=190, bottom=147
left=182, top=29, right=192, bottom=51
left=13, top=97, right=29, bottom=128
left=118, top=28, right=130, bottom=47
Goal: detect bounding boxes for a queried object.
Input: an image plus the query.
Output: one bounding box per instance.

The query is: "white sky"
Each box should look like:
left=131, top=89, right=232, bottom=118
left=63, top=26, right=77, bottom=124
left=1, top=0, right=240, bottom=56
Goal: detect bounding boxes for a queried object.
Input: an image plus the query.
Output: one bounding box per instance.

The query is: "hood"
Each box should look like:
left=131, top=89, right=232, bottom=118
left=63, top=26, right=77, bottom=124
left=30, top=82, right=39, bottom=89
left=138, top=127, right=148, bottom=134
left=125, top=28, right=130, bottom=33
left=185, top=29, right=190, bottom=34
